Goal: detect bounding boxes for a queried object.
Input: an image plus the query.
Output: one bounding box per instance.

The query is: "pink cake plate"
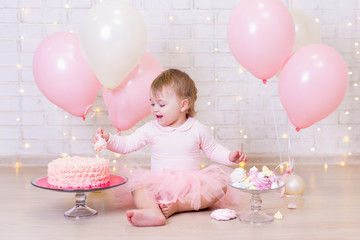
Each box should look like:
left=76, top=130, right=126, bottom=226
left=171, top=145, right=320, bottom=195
left=31, top=174, right=127, bottom=218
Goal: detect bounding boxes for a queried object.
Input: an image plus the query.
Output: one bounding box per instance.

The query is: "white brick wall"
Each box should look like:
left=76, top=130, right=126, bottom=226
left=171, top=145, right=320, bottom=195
left=0, top=0, right=359, bottom=166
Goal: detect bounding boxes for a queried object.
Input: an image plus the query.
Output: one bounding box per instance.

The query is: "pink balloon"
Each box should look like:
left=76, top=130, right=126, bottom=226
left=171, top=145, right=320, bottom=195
left=279, top=44, right=348, bottom=130
left=227, top=0, right=295, bottom=83
left=103, top=52, right=163, bottom=131
left=33, top=32, right=101, bottom=119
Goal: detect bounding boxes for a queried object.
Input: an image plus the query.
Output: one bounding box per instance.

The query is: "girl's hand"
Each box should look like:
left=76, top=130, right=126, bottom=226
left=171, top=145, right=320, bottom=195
left=229, top=149, right=247, bottom=163
left=92, top=127, right=110, bottom=144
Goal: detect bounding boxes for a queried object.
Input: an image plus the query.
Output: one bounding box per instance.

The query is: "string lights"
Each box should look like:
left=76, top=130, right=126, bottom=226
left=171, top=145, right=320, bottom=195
left=8, top=2, right=359, bottom=167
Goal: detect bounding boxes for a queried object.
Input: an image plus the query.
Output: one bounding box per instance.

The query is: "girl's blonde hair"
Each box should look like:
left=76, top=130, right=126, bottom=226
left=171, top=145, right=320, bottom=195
left=151, top=69, right=197, bottom=117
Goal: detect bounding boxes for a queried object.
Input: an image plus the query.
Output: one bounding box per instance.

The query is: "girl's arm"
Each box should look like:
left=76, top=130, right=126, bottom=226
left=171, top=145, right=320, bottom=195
left=198, top=122, right=246, bottom=165
left=100, top=123, right=152, bottom=154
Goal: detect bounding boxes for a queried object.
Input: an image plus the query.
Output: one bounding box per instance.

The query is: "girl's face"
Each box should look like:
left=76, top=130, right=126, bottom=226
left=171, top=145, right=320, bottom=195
left=149, top=87, right=188, bottom=128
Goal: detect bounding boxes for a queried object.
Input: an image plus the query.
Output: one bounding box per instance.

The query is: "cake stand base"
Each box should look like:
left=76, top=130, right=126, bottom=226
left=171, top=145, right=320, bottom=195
left=239, top=192, right=274, bottom=224
left=239, top=210, right=273, bottom=223
left=64, top=192, right=97, bottom=218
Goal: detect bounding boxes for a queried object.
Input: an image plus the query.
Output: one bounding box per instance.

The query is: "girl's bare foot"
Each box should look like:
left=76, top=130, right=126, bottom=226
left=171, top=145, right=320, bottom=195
left=159, top=202, right=179, bottom=218
left=126, top=209, right=166, bottom=227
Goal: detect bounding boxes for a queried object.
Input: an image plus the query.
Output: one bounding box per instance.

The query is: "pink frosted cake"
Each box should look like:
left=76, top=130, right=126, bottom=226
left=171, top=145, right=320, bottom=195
left=47, top=156, right=110, bottom=189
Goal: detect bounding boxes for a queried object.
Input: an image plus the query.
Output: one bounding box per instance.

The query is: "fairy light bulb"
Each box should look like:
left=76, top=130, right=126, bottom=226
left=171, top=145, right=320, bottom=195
left=243, top=135, right=248, bottom=139
left=71, top=136, right=76, bottom=141
left=236, top=95, right=243, bottom=102
left=61, top=153, right=68, bottom=157
left=16, top=117, right=20, bottom=122
left=24, top=143, right=30, bottom=149
left=14, top=162, right=21, bottom=175
left=239, top=161, right=245, bottom=168
left=200, top=164, right=206, bottom=169
left=114, top=153, right=121, bottom=158
left=282, top=133, right=289, bottom=139
left=340, top=162, right=345, bottom=167
left=64, top=4, right=70, bottom=8
left=112, top=160, right=117, bottom=164
left=210, top=126, right=214, bottom=130
left=19, top=88, right=24, bottom=94
left=315, top=18, right=320, bottom=23
left=207, top=101, right=211, bottom=105
left=342, top=136, right=350, bottom=142
left=16, top=64, right=22, bottom=69
left=324, top=164, right=328, bottom=172
left=169, top=15, right=174, bottom=21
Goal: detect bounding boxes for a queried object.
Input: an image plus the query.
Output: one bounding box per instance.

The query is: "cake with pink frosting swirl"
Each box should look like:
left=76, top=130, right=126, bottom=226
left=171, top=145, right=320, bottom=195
left=47, top=156, right=110, bottom=189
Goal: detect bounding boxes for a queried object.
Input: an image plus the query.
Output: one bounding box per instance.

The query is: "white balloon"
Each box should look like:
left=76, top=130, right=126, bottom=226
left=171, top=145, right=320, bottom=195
left=290, top=8, right=322, bottom=54
left=276, top=9, right=322, bottom=77
left=79, top=0, right=147, bottom=89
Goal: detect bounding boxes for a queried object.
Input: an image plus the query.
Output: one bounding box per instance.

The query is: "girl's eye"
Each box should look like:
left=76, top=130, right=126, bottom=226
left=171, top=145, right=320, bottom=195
left=159, top=104, right=165, bottom=107
left=150, top=103, right=155, bottom=107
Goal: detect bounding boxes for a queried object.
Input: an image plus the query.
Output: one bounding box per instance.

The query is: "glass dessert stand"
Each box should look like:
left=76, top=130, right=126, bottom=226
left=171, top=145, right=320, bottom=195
left=229, top=183, right=284, bottom=224
left=31, top=175, right=127, bottom=218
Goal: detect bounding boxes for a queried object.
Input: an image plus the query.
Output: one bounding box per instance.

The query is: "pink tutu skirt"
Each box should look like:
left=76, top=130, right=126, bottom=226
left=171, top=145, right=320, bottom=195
left=119, top=164, right=238, bottom=211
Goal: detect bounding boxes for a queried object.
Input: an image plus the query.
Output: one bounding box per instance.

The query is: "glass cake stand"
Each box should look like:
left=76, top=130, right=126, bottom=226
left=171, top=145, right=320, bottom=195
left=229, top=183, right=284, bottom=224
left=31, top=175, right=127, bottom=218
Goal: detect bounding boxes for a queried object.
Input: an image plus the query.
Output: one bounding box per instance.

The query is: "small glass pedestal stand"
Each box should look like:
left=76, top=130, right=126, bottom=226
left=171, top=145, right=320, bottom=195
left=64, top=192, right=97, bottom=217
left=229, top=183, right=284, bottom=224
left=31, top=175, right=127, bottom=218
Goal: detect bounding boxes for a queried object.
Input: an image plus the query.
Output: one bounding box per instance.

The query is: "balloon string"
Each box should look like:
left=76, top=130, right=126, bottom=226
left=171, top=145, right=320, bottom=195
left=257, top=81, right=283, bottom=166
left=271, top=95, right=283, bottom=165
left=84, top=108, right=97, bottom=120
